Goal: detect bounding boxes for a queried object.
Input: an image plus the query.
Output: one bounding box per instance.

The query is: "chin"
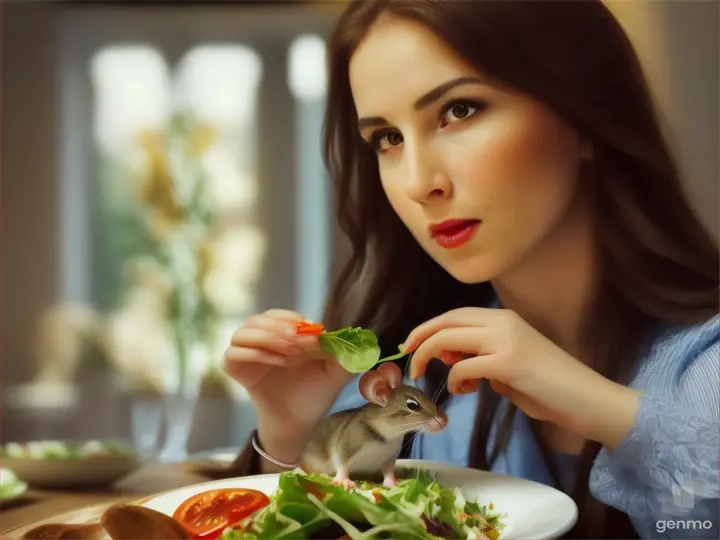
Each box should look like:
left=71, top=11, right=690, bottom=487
left=438, top=255, right=503, bottom=285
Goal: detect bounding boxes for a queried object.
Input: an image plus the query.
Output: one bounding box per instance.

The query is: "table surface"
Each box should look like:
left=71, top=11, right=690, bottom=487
left=0, top=463, right=225, bottom=534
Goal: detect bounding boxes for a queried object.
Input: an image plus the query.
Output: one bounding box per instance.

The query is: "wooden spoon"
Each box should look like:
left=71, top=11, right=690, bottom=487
left=101, top=503, right=190, bottom=539
left=21, top=522, right=105, bottom=540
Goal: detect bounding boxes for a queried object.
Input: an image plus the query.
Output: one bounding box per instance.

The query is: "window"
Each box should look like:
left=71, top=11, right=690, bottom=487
left=42, top=6, right=337, bottom=451
left=90, top=44, right=267, bottom=390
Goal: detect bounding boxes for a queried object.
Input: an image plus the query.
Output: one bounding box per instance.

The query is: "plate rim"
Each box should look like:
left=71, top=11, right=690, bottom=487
left=136, top=458, right=579, bottom=539
left=134, top=458, right=576, bottom=502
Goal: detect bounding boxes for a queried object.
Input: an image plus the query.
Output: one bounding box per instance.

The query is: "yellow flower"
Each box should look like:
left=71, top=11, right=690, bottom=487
left=136, top=130, right=187, bottom=231
left=196, top=241, right=214, bottom=286
left=188, top=124, right=216, bottom=157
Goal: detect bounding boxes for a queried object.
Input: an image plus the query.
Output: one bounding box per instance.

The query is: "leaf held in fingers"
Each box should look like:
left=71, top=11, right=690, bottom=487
left=377, top=345, right=409, bottom=364
left=318, top=327, right=381, bottom=374
left=314, top=325, right=409, bottom=374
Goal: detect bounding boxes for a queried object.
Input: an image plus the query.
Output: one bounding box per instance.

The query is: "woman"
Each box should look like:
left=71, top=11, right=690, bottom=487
left=224, top=1, right=719, bottom=537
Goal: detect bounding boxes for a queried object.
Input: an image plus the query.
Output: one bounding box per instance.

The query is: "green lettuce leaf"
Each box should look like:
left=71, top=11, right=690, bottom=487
left=223, top=470, right=505, bottom=540
left=0, top=468, right=28, bottom=501
left=318, top=327, right=408, bottom=374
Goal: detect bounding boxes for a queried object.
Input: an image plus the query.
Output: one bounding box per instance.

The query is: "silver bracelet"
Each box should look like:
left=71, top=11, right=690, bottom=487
left=251, top=430, right=298, bottom=469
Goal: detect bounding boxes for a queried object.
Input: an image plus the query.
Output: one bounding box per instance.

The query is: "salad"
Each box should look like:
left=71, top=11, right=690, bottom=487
left=0, top=440, right=134, bottom=460
left=0, top=467, right=28, bottom=501
left=221, top=469, right=505, bottom=540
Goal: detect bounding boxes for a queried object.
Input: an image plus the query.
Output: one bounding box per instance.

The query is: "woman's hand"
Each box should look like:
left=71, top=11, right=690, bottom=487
left=223, top=309, right=352, bottom=466
left=404, top=308, right=640, bottom=450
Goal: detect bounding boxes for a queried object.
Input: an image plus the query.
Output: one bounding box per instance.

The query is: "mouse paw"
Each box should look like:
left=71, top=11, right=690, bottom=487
left=382, top=472, right=397, bottom=488
left=330, top=470, right=357, bottom=490
left=331, top=478, right=357, bottom=490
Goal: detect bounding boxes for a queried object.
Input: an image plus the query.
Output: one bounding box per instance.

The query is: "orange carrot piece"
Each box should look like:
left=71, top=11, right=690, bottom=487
left=296, top=320, right=324, bottom=336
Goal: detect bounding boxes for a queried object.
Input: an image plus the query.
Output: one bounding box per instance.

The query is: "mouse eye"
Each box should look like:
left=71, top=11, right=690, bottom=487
left=406, top=398, right=420, bottom=411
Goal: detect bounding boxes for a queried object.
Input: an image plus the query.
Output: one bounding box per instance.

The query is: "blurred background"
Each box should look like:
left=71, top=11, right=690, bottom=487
left=2, top=0, right=718, bottom=463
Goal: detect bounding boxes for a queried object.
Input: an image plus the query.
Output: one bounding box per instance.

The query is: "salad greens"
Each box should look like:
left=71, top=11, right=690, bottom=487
left=0, top=468, right=28, bottom=502
left=318, top=327, right=408, bottom=374
left=222, top=469, right=505, bottom=540
left=0, top=440, right=134, bottom=460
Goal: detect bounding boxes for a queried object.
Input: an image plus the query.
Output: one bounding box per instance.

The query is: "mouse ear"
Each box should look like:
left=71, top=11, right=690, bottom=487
left=358, top=370, right=392, bottom=406
left=358, top=362, right=403, bottom=406
left=376, top=362, right=402, bottom=389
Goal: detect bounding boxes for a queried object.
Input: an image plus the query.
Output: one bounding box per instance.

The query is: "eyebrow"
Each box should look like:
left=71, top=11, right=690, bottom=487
left=357, top=76, right=484, bottom=131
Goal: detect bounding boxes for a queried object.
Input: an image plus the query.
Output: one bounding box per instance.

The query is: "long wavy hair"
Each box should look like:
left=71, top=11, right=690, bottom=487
left=320, top=1, right=719, bottom=537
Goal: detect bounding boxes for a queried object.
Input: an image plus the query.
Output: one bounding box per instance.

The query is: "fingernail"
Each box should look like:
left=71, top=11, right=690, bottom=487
left=296, top=335, right=318, bottom=348
left=265, top=356, right=288, bottom=366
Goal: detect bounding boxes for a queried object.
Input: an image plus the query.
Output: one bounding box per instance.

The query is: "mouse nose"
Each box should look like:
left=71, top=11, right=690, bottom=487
left=426, top=410, right=448, bottom=433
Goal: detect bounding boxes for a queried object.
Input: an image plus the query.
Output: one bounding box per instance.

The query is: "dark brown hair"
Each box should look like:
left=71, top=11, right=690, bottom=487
left=320, top=1, right=719, bottom=538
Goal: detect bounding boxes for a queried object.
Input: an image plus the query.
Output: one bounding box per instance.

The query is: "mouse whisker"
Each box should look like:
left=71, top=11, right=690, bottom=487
left=388, top=421, right=430, bottom=435
left=387, top=418, right=429, bottom=428
left=403, top=349, right=416, bottom=380
left=404, top=429, right=423, bottom=448
left=432, top=376, right=448, bottom=405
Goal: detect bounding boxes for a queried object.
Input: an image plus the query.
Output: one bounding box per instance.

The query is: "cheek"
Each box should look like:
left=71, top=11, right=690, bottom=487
left=379, top=165, right=424, bottom=233
left=459, top=109, right=582, bottom=228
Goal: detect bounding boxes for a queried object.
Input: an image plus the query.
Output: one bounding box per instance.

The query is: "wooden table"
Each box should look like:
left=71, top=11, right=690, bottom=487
left=0, top=463, right=223, bottom=535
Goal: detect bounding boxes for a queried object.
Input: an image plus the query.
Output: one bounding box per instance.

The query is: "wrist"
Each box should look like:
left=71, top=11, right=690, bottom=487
left=255, top=415, right=312, bottom=465
left=581, top=376, right=641, bottom=451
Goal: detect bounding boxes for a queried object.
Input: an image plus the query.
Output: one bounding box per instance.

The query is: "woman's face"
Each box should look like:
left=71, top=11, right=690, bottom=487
left=349, top=17, right=590, bottom=284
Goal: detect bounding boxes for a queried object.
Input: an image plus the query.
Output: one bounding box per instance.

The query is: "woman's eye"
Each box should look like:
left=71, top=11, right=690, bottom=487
left=440, top=100, right=484, bottom=127
left=370, top=130, right=403, bottom=152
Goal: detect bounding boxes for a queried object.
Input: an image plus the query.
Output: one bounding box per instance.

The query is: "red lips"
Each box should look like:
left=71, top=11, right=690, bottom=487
left=428, top=219, right=481, bottom=248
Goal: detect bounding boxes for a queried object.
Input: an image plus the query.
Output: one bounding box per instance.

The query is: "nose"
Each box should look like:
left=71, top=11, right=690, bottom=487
left=426, top=410, right=449, bottom=433
left=404, top=143, right=452, bottom=203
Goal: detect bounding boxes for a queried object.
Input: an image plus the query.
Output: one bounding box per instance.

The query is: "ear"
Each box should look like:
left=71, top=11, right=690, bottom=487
left=358, top=363, right=403, bottom=406
left=376, top=362, right=402, bottom=389
left=359, top=370, right=392, bottom=406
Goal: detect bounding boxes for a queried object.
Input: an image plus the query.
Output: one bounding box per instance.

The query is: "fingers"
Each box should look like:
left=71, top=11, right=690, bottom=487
left=224, top=345, right=289, bottom=367
left=409, top=327, right=491, bottom=379
left=235, top=313, right=300, bottom=340
left=224, top=310, right=322, bottom=376
left=402, top=307, right=498, bottom=353
left=231, top=327, right=303, bottom=355
left=263, top=309, right=307, bottom=322
left=438, top=351, right=471, bottom=365
left=447, top=355, right=501, bottom=394
left=231, top=313, right=320, bottom=350
left=490, top=379, right=511, bottom=397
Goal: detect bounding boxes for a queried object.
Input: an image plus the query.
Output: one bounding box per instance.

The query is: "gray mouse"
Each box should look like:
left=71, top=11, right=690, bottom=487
left=299, top=362, right=448, bottom=489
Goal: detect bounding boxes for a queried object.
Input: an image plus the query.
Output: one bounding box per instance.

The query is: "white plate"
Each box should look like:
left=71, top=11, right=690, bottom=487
left=0, top=455, right=141, bottom=489
left=141, top=459, right=578, bottom=539
left=187, top=447, right=239, bottom=466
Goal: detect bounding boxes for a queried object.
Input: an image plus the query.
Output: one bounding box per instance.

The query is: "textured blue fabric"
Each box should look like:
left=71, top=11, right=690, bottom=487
left=328, top=312, right=720, bottom=538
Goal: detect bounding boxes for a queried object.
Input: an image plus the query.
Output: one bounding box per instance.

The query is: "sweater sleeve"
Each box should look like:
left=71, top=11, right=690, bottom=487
left=589, top=320, right=720, bottom=539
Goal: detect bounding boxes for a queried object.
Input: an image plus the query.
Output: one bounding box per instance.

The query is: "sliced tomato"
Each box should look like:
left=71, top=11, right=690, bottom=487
left=296, top=320, right=325, bottom=336
left=172, top=488, right=270, bottom=539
